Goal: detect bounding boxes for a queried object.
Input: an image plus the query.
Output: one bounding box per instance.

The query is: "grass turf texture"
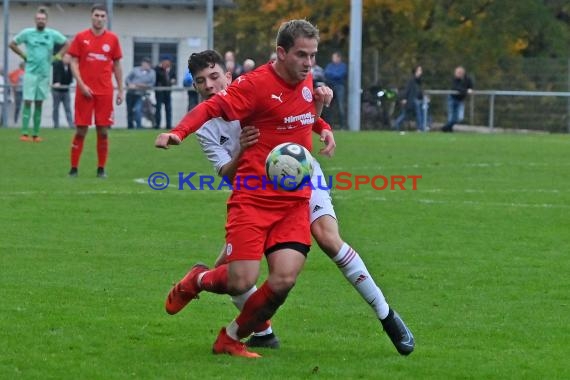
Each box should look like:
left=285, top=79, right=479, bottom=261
left=1, top=128, right=569, bottom=379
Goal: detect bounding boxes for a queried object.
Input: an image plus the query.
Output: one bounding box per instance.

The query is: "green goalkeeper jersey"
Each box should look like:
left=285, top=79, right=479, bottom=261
left=13, top=28, right=67, bottom=76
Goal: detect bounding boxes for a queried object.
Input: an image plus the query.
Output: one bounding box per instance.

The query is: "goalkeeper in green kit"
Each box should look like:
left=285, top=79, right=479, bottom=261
left=9, top=6, right=69, bottom=142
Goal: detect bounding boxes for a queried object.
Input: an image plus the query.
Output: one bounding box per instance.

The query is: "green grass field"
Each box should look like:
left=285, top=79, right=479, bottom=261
left=1, top=128, right=569, bottom=379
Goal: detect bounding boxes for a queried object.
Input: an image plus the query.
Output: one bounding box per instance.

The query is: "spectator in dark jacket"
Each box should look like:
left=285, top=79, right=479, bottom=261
left=154, top=54, right=176, bottom=129
left=442, top=66, right=473, bottom=132
left=394, top=65, right=425, bottom=132
left=324, top=51, right=348, bottom=129
left=52, top=54, right=74, bottom=128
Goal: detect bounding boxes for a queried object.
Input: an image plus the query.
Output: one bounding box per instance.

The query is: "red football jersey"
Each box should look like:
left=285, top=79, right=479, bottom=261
left=68, top=29, right=122, bottom=95
left=172, top=63, right=317, bottom=200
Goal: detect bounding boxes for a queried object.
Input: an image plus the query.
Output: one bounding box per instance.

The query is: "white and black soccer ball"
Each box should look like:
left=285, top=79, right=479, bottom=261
left=265, top=142, right=314, bottom=191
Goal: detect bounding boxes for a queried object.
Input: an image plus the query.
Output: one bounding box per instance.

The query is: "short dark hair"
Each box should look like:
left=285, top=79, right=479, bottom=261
left=188, top=50, right=227, bottom=77
left=36, top=6, right=48, bottom=17
left=276, top=19, right=319, bottom=52
left=91, top=4, right=107, bottom=14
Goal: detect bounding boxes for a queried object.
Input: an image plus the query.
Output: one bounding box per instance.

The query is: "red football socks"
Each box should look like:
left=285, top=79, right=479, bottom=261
left=96, top=132, right=108, bottom=168
left=70, top=134, right=85, bottom=168
left=199, top=264, right=229, bottom=294
left=236, top=281, right=287, bottom=339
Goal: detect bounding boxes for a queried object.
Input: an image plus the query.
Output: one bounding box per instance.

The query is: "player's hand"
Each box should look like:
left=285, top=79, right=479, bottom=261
left=116, top=90, right=124, bottom=106
left=240, top=126, right=260, bottom=150
left=313, top=85, right=333, bottom=117
left=155, top=133, right=181, bottom=149
left=319, top=129, right=336, bottom=157
left=79, top=83, right=93, bottom=98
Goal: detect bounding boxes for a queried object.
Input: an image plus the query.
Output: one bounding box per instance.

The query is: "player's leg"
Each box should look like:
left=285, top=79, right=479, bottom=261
left=310, top=186, right=390, bottom=319
left=32, top=100, right=43, bottom=141
left=31, top=75, right=49, bottom=141
left=93, top=93, right=115, bottom=178
left=310, top=164, right=414, bottom=355
left=165, top=201, right=267, bottom=314
left=213, top=243, right=278, bottom=347
left=213, top=200, right=309, bottom=357
left=70, top=91, right=94, bottom=176
left=20, top=100, right=32, bottom=140
left=95, top=126, right=109, bottom=178
left=20, top=73, right=37, bottom=140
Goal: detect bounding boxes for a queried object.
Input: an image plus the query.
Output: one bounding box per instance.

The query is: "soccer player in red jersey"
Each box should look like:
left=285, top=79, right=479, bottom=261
left=155, top=20, right=334, bottom=358
left=167, top=50, right=415, bottom=356
left=67, top=4, right=124, bottom=178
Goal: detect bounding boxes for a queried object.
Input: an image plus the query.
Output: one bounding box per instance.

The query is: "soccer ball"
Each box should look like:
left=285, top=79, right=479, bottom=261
left=265, top=142, right=314, bottom=191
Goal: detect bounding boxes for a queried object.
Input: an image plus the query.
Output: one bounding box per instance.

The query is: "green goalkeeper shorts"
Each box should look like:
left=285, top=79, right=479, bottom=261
left=23, top=72, right=50, bottom=101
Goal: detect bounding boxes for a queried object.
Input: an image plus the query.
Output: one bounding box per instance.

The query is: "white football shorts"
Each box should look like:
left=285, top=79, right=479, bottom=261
left=309, top=159, right=336, bottom=224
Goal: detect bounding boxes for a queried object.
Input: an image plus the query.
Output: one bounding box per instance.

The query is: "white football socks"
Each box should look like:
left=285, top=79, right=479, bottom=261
left=333, top=243, right=390, bottom=320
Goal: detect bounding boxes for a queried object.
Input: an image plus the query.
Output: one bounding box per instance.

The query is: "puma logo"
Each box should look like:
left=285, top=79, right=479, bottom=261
left=271, top=93, right=283, bottom=103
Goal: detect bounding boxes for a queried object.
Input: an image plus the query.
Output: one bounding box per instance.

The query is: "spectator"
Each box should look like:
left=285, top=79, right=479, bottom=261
left=311, top=60, right=325, bottom=88
left=441, top=66, right=474, bottom=132
left=52, top=53, right=74, bottom=128
left=183, top=69, right=198, bottom=112
left=8, top=62, right=25, bottom=124
left=269, top=52, right=277, bottom=64
left=154, top=54, right=176, bottom=130
left=242, top=59, right=255, bottom=74
left=125, top=57, right=155, bottom=129
left=394, top=65, right=425, bottom=132
left=324, top=51, right=348, bottom=129
left=224, top=50, right=243, bottom=80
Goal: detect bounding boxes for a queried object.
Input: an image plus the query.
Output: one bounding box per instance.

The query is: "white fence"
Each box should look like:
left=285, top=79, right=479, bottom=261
left=0, top=85, right=194, bottom=129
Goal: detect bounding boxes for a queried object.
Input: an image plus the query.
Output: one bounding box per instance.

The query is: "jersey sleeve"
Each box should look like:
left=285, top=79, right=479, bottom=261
left=195, top=127, right=233, bottom=175
left=52, top=29, right=67, bottom=45
left=170, top=99, right=226, bottom=140
left=13, top=29, right=30, bottom=45
left=111, top=34, right=123, bottom=61
left=67, top=34, right=81, bottom=57
left=312, top=117, right=333, bottom=134
left=211, top=77, right=256, bottom=122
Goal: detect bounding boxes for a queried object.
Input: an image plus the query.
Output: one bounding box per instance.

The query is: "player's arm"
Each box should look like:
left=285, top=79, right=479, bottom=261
left=54, top=40, right=70, bottom=60
left=70, top=55, right=92, bottom=98
left=219, top=126, right=259, bottom=181
left=155, top=101, right=225, bottom=149
left=312, top=118, right=336, bottom=157
left=8, top=41, right=27, bottom=62
left=113, top=59, right=124, bottom=105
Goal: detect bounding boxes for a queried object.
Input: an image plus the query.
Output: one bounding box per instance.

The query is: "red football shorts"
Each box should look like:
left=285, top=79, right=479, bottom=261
left=75, top=92, right=114, bottom=127
left=224, top=198, right=311, bottom=262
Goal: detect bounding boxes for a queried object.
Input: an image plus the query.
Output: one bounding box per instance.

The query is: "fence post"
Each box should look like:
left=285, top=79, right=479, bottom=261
left=488, top=93, right=495, bottom=130
left=567, top=58, right=570, bottom=133
left=470, top=94, right=474, bottom=125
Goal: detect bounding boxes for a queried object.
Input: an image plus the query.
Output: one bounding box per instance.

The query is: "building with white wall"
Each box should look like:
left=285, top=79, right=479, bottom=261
left=1, top=0, right=234, bottom=128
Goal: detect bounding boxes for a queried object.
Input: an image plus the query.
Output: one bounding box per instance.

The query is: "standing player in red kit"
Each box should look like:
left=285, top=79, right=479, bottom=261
left=155, top=20, right=334, bottom=358
left=67, top=4, right=124, bottom=178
